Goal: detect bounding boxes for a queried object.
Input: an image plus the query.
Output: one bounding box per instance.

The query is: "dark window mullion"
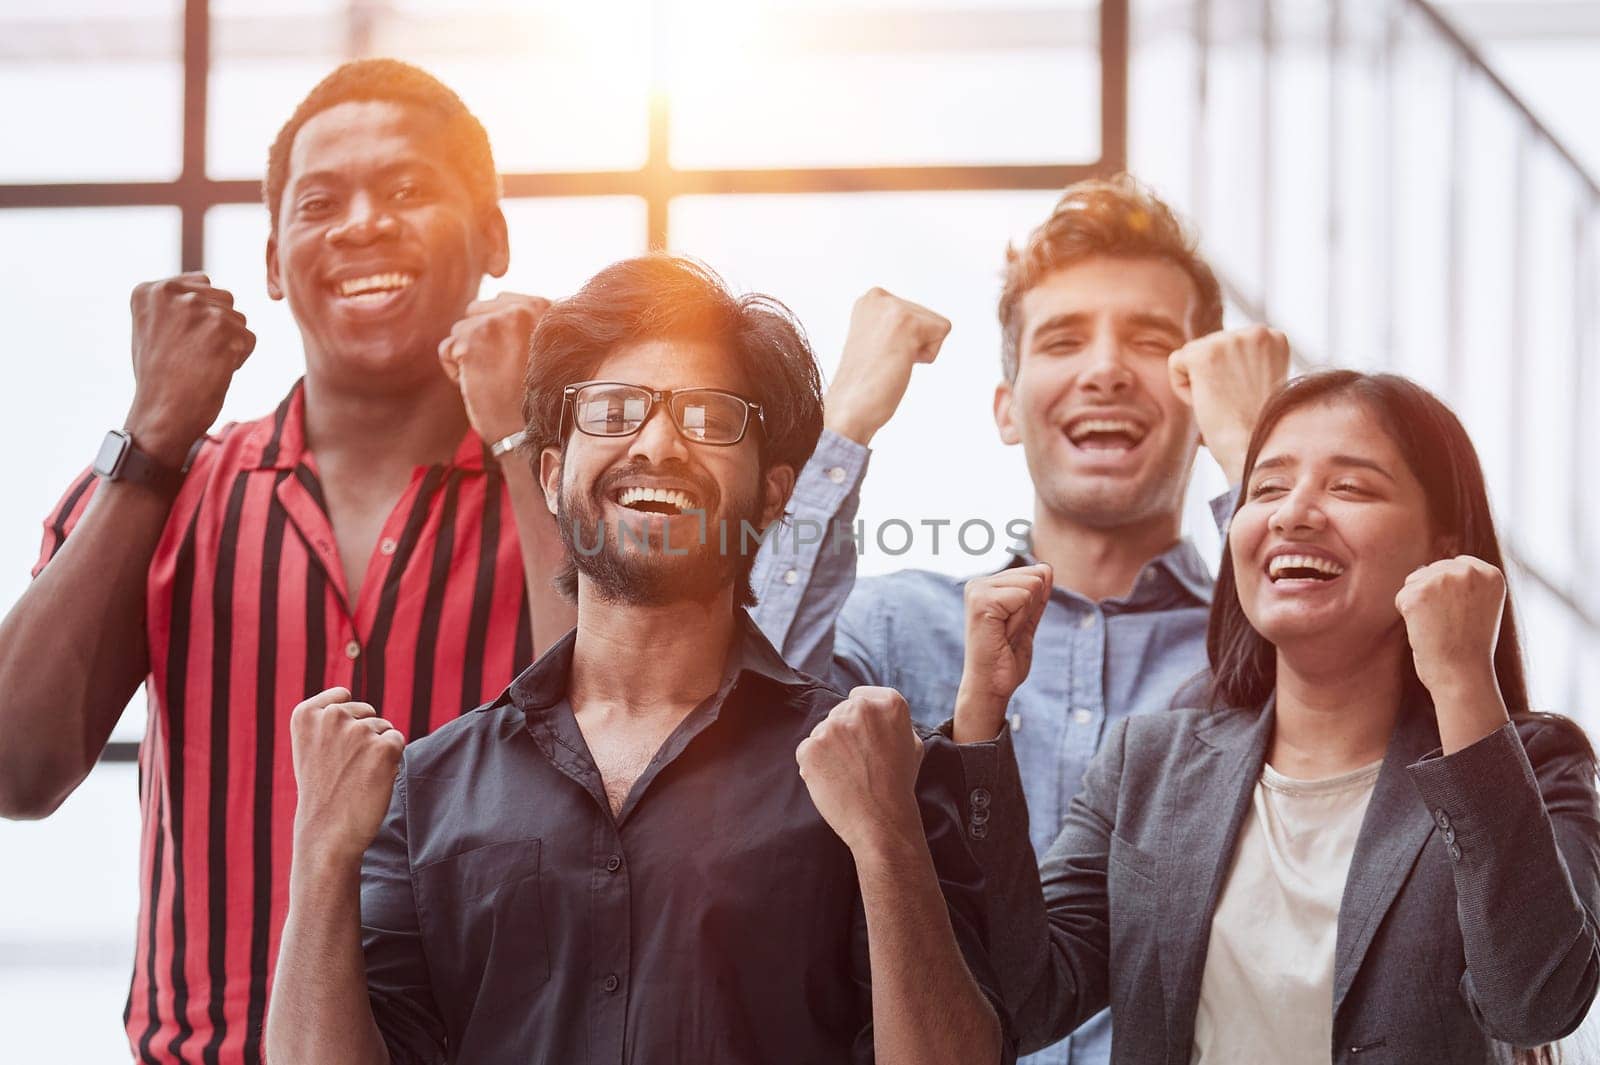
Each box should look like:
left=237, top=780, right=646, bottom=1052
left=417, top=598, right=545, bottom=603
left=181, top=0, right=211, bottom=271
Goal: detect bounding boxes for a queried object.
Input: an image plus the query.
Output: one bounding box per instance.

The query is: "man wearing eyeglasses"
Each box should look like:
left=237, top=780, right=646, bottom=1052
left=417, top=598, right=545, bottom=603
left=265, top=255, right=1014, bottom=1065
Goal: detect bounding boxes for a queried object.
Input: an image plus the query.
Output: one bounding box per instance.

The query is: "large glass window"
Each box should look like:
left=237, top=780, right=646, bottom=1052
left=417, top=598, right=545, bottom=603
left=0, top=1, right=183, bottom=182
left=0, top=9, right=1117, bottom=1055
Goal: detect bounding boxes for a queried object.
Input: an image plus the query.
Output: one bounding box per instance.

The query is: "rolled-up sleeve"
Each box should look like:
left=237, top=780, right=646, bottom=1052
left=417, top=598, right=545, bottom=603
left=946, top=720, right=1117, bottom=1052
left=361, top=768, right=448, bottom=1065
left=917, top=733, right=1020, bottom=1064
left=1407, top=719, right=1600, bottom=1045
left=750, top=430, right=870, bottom=679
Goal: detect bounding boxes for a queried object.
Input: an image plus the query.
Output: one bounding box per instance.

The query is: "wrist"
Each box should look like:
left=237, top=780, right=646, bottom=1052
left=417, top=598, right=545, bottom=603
left=291, top=826, right=368, bottom=880
left=822, top=401, right=880, bottom=447
left=953, top=684, right=1008, bottom=744
left=121, top=420, right=197, bottom=470
left=1204, top=426, right=1250, bottom=485
left=478, top=415, right=527, bottom=445
left=849, top=814, right=930, bottom=870
left=1418, top=657, right=1498, bottom=700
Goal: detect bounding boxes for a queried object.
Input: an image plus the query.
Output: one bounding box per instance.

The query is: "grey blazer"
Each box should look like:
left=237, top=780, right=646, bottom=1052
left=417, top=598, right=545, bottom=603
left=956, top=699, right=1600, bottom=1064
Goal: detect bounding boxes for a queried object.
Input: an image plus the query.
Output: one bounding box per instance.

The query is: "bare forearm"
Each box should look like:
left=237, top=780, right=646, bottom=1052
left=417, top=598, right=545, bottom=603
left=1431, top=667, right=1511, bottom=756
left=266, top=851, right=389, bottom=1065
left=0, top=482, right=166, bottom=818
left=858, top=837, right=1002, bottom=1065
left=498, top=458, right=575, bottom=659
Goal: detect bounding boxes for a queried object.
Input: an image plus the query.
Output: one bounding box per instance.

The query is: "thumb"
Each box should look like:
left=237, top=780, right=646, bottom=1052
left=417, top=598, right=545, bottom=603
left=437, top=336, right=462, bottom=384
left=1167, top=351, right=1194, bottom=406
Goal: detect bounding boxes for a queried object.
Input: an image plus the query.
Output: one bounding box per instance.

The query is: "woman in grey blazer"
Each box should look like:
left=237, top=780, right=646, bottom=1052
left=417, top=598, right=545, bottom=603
left=951, top=371, right=1599, bottom=1064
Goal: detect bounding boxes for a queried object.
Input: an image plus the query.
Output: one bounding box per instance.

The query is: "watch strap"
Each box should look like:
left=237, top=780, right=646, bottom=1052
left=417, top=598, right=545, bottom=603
left=489, top=429, right=530, bottom=458
left=121, top=442, right=188, bottom=495
left=97, top=429, right=187, bottom=495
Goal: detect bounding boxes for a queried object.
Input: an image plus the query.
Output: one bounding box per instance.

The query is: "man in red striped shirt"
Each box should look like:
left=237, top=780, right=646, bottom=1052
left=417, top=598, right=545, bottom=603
left=0, top=60, right=564, bottom=1064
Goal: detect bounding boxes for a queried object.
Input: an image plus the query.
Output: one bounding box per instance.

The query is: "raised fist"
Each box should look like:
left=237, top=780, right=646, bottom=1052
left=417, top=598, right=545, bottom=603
left=1168, top=324, right=1290, bottom=484
left=796, top=686, right=925, bottom=856
left=953, top=563, right=1052, bottom=743
left=437, top=292, right=551, bottom=444
left=289, top=687, right=406, bottom=864
left=1395, top=556, right=1506, bottom=705
left=126, top=273, right=256, bottom=466
left=823, top=287, right=951, bottom=446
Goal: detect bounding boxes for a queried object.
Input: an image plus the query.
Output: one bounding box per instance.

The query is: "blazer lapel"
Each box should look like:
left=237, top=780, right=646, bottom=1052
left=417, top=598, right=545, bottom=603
left=1332, top=702, right=1441, bottom=1015
left=1158, top=700, right=1276, bottom=1062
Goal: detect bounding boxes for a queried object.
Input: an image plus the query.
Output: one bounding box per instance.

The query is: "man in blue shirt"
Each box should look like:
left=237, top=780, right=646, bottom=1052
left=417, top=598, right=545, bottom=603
left=750, top=175, right=1290, bottom=1065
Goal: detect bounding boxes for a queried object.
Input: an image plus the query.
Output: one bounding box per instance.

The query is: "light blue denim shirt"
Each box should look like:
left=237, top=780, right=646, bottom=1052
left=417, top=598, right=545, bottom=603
left=751, top=430, right=1231, bottom=1065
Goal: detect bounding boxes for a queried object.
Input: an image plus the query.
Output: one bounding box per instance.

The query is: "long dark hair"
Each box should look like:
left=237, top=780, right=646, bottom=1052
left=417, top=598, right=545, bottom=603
left=1207, top=371, right=1590, bottom=1064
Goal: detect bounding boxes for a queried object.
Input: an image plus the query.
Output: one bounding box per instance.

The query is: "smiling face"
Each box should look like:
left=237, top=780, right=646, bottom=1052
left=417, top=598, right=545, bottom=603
left=1231, top=399, right=1444, bottom=666
left=266, top=99, right=508, bottom=393
left=995, top=255, right=1202, bottom=532
left=539, top=338, right=794, bottom=607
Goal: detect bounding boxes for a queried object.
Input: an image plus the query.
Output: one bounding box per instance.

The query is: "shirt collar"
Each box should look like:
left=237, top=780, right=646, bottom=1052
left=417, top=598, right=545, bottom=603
left=506, top=608, right=812, bottom=719
left=243, top=378, right=489, bottom=472
left=1002, top=537, right=1214, bottom=608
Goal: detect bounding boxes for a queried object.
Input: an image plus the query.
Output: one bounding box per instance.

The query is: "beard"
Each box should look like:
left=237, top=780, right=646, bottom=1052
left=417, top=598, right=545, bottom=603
left=556, top=459, right=766, bottom=607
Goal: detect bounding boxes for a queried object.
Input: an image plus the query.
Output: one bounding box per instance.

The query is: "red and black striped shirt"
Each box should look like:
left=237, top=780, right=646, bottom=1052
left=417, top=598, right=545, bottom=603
left=35, top=381, right=533, bottom=1065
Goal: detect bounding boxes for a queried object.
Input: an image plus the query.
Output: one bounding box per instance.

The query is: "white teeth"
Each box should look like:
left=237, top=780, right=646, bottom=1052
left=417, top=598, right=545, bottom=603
left=1268, top=553, right=1346, bottom=579
left=1068, top=418, right=1145, bottom=443
left=337, top=272, right=415, bottom=297
left=617, top=486, right=693, bottom=512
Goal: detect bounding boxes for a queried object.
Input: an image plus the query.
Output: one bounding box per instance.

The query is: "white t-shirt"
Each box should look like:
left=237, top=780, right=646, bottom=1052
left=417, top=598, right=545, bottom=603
left=1191, top=757, right=1384, bottom=1064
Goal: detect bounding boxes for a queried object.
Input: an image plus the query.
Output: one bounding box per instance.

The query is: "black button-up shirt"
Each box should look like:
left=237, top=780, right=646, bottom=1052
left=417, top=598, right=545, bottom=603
left=359, top=611, right=1007, bottom=1064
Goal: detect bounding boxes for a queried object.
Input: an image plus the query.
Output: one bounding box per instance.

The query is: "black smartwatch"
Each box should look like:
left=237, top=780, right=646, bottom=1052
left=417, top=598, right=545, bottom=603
left=92, top=429, right=187, bottom=496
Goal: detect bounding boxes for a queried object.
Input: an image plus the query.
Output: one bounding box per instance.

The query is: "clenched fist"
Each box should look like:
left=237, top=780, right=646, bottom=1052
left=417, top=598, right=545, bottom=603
left=437, top=292, right=552, bottom=444
left=953, top=563, right=1052, bottom=743
left=289, top=687, right=406, bottom=865
left=796, top=687, right=926, bottom=857
left=1168, top=324, right=1290, bottom=484
left=125, top=273, right=257, bottom=467
left=823, top=288, right=951, bottom=446
left=1395, top=555, right=1507, bottom=704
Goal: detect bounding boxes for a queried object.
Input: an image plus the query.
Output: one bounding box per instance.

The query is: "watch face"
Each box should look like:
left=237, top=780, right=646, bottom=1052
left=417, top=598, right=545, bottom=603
left=93, top=430, right=130, bottom=479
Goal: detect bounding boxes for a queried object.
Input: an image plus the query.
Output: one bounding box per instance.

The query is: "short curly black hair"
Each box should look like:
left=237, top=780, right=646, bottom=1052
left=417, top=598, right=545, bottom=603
left=263, top=58, right=501, bottom=230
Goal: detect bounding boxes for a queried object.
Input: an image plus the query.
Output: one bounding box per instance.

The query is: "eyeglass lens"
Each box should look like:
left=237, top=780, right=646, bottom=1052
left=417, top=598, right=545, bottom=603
left=573, top=384, right=748, bottom=444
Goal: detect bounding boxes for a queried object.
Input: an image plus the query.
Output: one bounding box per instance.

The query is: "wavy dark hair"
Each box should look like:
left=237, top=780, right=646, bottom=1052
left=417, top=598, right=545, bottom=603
left=997, top=174, right=1225, bottom=382
left=521, top=254, right=825, bottom=606
left=1207, top=371, right=1592, bottom=1065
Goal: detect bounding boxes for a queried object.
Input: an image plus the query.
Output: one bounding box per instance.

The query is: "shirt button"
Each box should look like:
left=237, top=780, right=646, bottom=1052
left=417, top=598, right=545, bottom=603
left=826, top=466, right=847, bottom=484
left=1072, top=708, right=1094, bottom=726
left=783, top=569, right=799, bottom=585
left=602, top=973, right=620, bottom=993
left=605, top=854, right=622, bottom=873
left=1009, top=713, right=1023, bottom=734
left=379, top=537, right=398, bottom=556
left=1078, top=613, right=1096, bottom=630
left=1434, top=809, right=1452, bottom=830
left=344, top=640, right=362, bottom=660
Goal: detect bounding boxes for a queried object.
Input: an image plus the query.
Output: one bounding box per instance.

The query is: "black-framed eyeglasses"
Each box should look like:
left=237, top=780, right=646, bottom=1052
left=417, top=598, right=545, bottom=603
left=560, top=380, right=765, bottom=446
